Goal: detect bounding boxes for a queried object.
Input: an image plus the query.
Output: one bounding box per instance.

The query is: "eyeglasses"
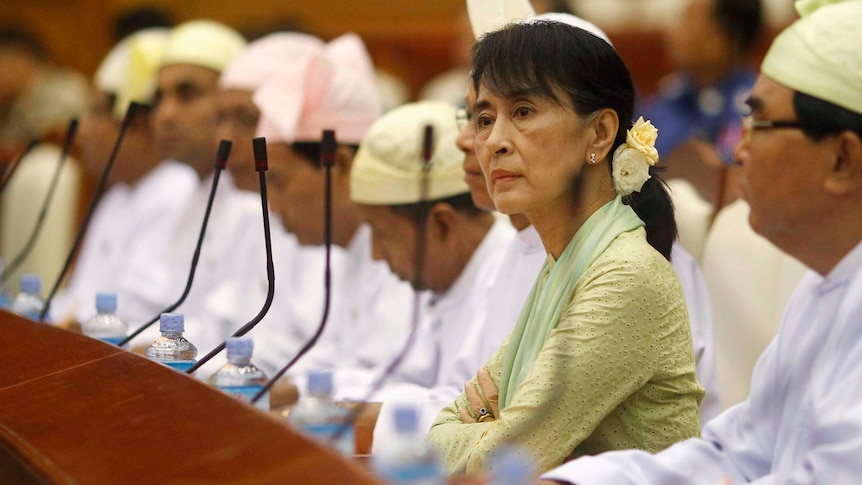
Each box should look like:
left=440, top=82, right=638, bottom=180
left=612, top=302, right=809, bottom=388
left=456, top=108, right=472, bottom=131
left=741, top=115, right=803, bottom=143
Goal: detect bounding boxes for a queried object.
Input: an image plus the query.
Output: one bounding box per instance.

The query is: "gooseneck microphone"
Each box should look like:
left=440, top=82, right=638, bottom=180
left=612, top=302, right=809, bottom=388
left=118, top=140, right=233, bottom=346
left=0, top=138, right=40, bottom=196
left=329, top=125, right=435, bottom=443
left=251, top=130, right=337, bottom=405
left=2, top=120, right=79, bottom=283
left=186, top=137, right=276, bottom=374
left=39, top=104, right=142, bottom=322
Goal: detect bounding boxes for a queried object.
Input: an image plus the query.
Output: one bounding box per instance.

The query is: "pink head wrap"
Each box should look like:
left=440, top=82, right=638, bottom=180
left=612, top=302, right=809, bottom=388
left=254, top=33, right=382, bottom=145
left=219, top=32, right=325, bottom=92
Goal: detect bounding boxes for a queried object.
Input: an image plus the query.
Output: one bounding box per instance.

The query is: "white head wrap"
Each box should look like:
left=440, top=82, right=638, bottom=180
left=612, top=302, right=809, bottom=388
left=762, top=0, right=862, bottom=115
left=350, top=101, right=468, bottom=205
left=254, top=33, right=382, bottom=145
left=95, top=28, right=170, bottom=120
left=220, top=32, right=325, bottom=92
left=467, top=0, right=611, bottom=45
left=161, top=20, right=247, bottom=73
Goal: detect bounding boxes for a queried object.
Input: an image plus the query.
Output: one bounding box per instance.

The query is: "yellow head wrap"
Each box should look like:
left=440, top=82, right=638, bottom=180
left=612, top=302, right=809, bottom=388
left=350, top=101, right=468, bottom=205
left=762, top=0, right=862, bottom=115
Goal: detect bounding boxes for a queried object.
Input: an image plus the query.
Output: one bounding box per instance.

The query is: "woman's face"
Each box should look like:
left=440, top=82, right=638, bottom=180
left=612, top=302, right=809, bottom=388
left=472, top=86, right=592, bottom=216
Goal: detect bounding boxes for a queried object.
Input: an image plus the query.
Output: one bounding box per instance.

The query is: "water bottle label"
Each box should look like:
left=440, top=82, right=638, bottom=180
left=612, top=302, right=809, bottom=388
left=377, top=463, right=444, bottom=484
left=219, top=385, right=269, bottom=411
left=100, top=336, right=125, bottom=346
left=164, top=361, right=196, bottom=372
left=300, top=423, right=354, bottom=455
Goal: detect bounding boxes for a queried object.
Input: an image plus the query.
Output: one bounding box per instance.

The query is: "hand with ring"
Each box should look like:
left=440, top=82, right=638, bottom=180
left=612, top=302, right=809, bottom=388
left=458, top=367, right=500, bottom=424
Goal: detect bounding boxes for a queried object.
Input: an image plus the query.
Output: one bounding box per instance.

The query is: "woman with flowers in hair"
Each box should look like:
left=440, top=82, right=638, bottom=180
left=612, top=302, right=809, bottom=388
left=427, top=17, right=703, bottom=474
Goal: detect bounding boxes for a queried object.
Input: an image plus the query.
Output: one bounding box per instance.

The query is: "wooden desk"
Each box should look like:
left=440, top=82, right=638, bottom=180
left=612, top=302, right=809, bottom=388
left=0, top=310, right=383, bottom=484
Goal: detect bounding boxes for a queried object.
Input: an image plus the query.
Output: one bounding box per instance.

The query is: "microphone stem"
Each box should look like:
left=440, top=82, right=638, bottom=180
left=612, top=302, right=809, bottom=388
left=40, top=108, right=137, bottom=322
left=251, top=158, right=332, bottom=404
left=3, top=121, right=77, bottom=283
left=0, top=138, right=40, bottom=196
left=187, top=170, right=276, bottom=374
left=119, top=166, right=224, bottom=347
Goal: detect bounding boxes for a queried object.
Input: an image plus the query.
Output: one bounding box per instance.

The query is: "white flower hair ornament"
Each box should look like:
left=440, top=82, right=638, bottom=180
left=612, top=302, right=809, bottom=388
left=612, top=116, right=659, bottom=196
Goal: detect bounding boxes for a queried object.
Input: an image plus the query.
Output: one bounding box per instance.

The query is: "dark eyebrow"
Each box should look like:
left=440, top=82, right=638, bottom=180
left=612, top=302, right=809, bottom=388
left=472, top=99, right=492, bottom=118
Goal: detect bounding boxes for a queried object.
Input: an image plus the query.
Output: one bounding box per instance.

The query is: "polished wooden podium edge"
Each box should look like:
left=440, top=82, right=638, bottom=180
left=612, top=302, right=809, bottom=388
left=0, top=310, right=384, bottom=484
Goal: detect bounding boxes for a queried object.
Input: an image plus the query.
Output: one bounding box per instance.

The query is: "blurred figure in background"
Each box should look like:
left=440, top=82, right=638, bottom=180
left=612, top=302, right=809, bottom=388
left=644, top=0, right=763, bottom=205
left=0, top=27, right=88, bottom=286
left=49, top=28, right=198, bottom=326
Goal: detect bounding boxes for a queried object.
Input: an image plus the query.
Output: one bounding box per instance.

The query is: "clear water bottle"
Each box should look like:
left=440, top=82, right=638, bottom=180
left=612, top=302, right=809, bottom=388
left=0, top=258, right=11, bottom=309
left=372, top=405, right=445, bottom=485
left=145, top=313, right=197, bottom=372
left=487, top=445, right=536, bottom=485
left=82, top=292, right=128, bottom=346
left=11, top=274, right=45, bottom=321
left=289, top=370, right=354, bottom=456
left=209, top=337, right=269, bottom=411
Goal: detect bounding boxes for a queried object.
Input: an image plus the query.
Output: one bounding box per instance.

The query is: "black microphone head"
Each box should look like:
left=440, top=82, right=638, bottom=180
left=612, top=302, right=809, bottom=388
left=320, top=130, right=336, bottom=167
left=63, top=119, right=79, bottom=151
left=215, top=140, right=232, bottom=170
left=120, top=102, right=145, bottom=130
left=253, top=137, right=268, bottom=172
left=422, top=124, right=434, bottom=164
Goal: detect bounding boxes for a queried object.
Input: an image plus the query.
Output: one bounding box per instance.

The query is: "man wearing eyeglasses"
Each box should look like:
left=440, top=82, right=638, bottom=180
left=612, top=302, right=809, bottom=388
left=535, top=0, right=862, bottom=483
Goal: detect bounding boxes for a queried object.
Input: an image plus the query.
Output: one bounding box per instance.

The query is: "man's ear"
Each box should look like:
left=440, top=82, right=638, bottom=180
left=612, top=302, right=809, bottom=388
left=825, top=130, right=862, bottom=195
left=426, top=202, right=459, bottom=245
left=333, top=145, right=356, bottom=174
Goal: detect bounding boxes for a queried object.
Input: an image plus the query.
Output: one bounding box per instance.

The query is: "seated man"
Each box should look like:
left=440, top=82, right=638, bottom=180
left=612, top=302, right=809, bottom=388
left=542, top=1, right=862, bottom=482
left=349, top=100, right=513, bottom=413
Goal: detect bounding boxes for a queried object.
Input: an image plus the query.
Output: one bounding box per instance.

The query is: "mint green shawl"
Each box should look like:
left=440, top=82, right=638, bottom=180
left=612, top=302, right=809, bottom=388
left=498, top=196, right=645, bottom=408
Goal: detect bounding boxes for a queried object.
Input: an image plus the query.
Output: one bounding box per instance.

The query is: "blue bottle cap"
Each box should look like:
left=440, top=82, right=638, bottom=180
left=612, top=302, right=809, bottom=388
left=226, top=337, right=253, bottom=358
left=20, top=274, right=41, bottom=294
left=393, top=405, right=420, bottom=434
left=95, top=292, right=117, bottom=313
left=159, top=312, right=184, bottom=333
left=307, top=370, right=333, bottom=397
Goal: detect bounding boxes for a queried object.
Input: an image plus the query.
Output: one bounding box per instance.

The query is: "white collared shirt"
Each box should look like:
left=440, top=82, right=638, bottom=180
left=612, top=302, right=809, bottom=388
left=543, top=240, right=862, bottom=484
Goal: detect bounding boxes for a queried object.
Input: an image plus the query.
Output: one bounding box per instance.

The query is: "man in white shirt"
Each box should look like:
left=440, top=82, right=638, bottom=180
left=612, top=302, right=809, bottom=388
left=252, top=34, right=417, bottom=386
left=350, top=100, right=513, bottom=400
left=143, top=20, right=258, bottom=352
left=541, top=1, right=862, bottom=483
left=50, top=28, right=198, bottom=325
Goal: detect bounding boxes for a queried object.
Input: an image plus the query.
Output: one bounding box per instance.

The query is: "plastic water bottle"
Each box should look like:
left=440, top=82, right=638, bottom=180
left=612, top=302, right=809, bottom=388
left=209, top=337, right=269, bottom=411
left=11, top=274, right=45, bottom=321
left=145, top=313, right=197, bottom=372
left=0, top=258, right=11, bottom=309
left=487, top=445, right=536, bottom=485
left=372, top=405, right=445, bottom=485
left=289, top=370, right=354, bottom=456
left=82, top=292, right=128, bottom=346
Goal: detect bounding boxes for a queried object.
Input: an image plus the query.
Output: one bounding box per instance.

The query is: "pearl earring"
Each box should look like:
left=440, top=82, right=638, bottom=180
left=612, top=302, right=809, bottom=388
left=590, top=152, right=596, bottom=164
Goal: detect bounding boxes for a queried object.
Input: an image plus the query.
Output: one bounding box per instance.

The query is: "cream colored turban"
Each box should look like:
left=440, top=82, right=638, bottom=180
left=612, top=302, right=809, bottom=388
left=220, top=32, right=325, bottom=92
left=161, top=20, right=247, bottom=73
left=350, top=101, right=468, bottom=205
left=762, top=0, right=862, bottom=115
left=467, top=0, right=611, bottom=45
left=95, top=28, right=170, bottom=120
left=254, top=33, right=382, bottom=145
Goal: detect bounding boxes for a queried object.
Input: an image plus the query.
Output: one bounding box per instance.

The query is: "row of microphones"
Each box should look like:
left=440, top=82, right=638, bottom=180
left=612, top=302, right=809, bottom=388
left=0, top=138, right=40, bottom=196
left=186, top=137, right=276, bottom=374
left=250, top=130, right=338, bottom=405
left=118, top=139, right=233, bottom=347
left=40, top=104, right=142, bottom=322
left=1, top=119, right=78, bottom=284
left=329, top=125, right=435, bottom=442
